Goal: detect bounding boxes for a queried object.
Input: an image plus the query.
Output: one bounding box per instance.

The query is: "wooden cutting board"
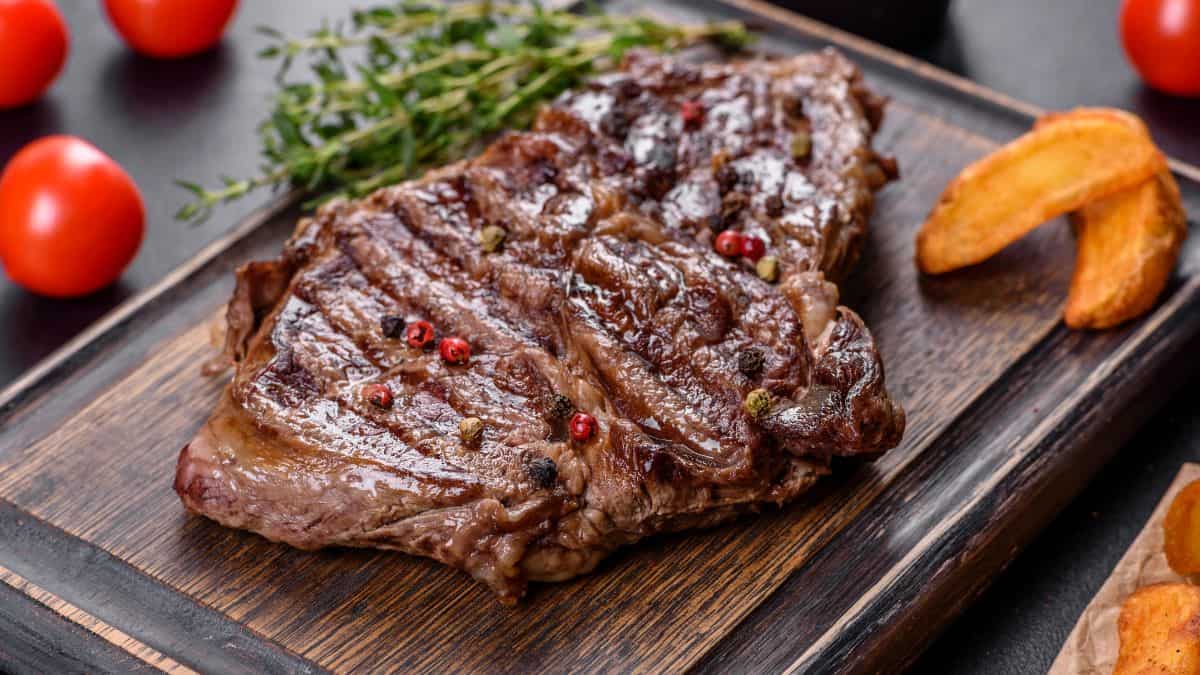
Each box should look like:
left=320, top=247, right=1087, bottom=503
left=2, top=0, right=1199, bottom=672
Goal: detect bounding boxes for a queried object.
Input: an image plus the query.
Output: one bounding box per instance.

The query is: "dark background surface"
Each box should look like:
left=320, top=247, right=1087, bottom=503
left=0, top=1, right=1197, bottom=672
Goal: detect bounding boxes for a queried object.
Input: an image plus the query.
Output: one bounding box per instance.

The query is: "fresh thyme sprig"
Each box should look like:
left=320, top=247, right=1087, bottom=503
left=176, top=1, right=751, bottom=222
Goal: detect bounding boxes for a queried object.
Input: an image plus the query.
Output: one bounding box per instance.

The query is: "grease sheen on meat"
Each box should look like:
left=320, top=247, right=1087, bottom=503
left=175, top=49, right=905, bottom=602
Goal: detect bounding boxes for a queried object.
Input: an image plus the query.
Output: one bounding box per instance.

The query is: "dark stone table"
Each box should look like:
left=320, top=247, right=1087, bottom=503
left=0, top=1, right=1196, bottom=671
left=912, top=3, right=1200, bottom=672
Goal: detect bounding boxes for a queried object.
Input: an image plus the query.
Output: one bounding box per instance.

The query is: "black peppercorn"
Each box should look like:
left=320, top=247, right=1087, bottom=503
left=715, top=164, right=740, bottom=194
left=744, top=388, right=771, bottom=418
left=738, top=349, right=764, bottom=377
left=598, top=149, right=632, bottom=174
left=546, top=393, right=574, bottom=420
left=600, top=109, right=631, bottom=138
left=764, top=195, right=784, bottom=218
left=528, top=457, right=558, bottom=489
left=380, top=314, right=405, bottom=339
left=533, top=160, right=558, bottom=185
left=721, top=191, right=750, bottom=228
left=786, top=95, right=805, bottom=119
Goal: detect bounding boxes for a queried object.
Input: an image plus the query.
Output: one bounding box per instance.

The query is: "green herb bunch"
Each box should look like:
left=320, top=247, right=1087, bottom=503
left=176, top=1, right=750, bottom=221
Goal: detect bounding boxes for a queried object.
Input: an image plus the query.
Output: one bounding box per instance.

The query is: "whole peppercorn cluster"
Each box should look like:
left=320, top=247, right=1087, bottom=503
left=381, top=313, right=476, bottom=366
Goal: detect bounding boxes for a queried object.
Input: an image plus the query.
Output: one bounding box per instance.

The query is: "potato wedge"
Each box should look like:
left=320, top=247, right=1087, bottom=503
left=916, top=107, right=1167, bottom=274
left=1115, top=583, right=1200, bottom=675
left=1165, top=479, right=1200, bottom=576
left=1065, top=171, right=1187, bottom=329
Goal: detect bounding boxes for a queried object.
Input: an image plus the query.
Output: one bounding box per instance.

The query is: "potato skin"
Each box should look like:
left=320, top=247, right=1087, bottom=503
left=1115, top=583, right=1200, bottom=675
left=916, top=108, right=1166, bottom=275
left=1064, top=171, right=1187, bottom=330
left=914, top=107, right=1187, bottom=331
left=1165, top=480, right=1200, bottom=576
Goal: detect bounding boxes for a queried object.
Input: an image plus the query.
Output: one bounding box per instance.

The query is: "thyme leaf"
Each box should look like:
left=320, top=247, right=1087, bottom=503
left=177, top=1, right=750, bottom=222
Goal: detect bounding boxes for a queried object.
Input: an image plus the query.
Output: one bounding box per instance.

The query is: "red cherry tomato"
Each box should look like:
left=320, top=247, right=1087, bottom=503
left=103, top=0, right=238, bottom=59
left=714, top=230, right=743, bottom=257
left=439, top=336, right=471, bottom=365
left=1121, top=0, right=1200, bottom=96
left=0, top=0, right=69, bottom=109
left=0, top=136, right=144, bottom=297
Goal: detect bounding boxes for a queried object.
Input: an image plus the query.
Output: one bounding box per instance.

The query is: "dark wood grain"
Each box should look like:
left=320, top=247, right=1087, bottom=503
left=0, top=0, right=1198, bottom=672
left=0, top=580, right=153, bottom=675
left=0, top=501, right=320, bottom=674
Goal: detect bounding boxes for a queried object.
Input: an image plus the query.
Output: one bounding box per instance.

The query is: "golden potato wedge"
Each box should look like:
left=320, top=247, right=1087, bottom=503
left=1165, top=479, right=1200, bottom=576
left=1065, top=171, right=1186, bottom=329
left=1114, top=583, right=1200, bottom=675
left=916, top=107, right=1167, bottom=274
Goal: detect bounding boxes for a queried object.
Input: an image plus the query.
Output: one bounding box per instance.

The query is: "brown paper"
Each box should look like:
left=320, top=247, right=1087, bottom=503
left=1049, top=463, right=1200, bottom=674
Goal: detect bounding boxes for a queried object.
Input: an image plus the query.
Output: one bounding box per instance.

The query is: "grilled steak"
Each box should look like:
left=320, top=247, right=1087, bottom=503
left=175, top=49, right=904, bottom=602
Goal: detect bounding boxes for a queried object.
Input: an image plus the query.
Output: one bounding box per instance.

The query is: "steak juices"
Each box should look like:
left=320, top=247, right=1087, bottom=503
left=175, top=50, right=903, bottom=601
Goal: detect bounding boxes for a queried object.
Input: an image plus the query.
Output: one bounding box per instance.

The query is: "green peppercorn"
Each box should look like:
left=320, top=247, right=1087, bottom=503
left=791, top=130, right=811, bottom=160
left=479, top=225, right=507, bottom=253
left=756, top=255, right=780, bottom=282
left=744, top=388, right=771, bottom=418
left=459, top=417, right=484, bottom=443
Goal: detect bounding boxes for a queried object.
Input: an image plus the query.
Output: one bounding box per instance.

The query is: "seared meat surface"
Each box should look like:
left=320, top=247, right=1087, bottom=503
left=175, top=49, right=904, bottom=602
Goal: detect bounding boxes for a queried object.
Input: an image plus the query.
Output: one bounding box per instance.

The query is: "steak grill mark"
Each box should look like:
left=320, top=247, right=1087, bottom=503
left=175, top=49, right=905, bottom=601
